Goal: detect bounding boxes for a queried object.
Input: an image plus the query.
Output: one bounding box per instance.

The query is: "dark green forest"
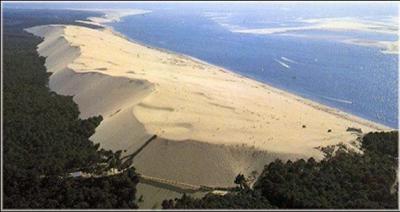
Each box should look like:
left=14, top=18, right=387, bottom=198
left=163, top=131, right=399, bottom=209
left=3, top=9, right=139, bottom=209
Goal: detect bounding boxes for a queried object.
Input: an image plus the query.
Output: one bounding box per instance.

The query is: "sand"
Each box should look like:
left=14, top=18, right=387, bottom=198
left=343, top=39, right=399, bottom=55
left=232, top=17, right=399, bottom=54
left=25, top=17, right=391, bottom=207
left=234, top=17, right=398, bottom=35
left=75, top=9, right=151, bottom=27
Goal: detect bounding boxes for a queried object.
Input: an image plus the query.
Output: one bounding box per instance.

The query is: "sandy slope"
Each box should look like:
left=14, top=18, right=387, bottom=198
left=26, top=24, right=389, bottom=191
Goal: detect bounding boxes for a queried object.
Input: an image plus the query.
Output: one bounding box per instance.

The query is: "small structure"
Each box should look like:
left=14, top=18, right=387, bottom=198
left=346, top=127, right=363, bottom=133
left=69, top=171, right=83, bottom=178
left=106, top=168, right=121, bottom=176
left=211, top=190, right=229, bottom=196
left=68, top=171, right=92, bottom=178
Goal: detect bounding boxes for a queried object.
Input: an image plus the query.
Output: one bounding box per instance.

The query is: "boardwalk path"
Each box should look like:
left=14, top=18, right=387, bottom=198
left=68, top=134, right=236, bottom=194
left=138, top=174, right=235, bottom=194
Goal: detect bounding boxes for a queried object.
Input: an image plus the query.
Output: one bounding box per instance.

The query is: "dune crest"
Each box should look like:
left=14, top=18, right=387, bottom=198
left=26, top=24, right=389, bottom=189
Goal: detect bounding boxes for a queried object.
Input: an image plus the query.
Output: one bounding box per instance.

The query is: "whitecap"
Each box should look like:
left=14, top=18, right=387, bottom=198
left=281, top=56, right=297, bottom=64
left=274, top=59, right=290, bottom=69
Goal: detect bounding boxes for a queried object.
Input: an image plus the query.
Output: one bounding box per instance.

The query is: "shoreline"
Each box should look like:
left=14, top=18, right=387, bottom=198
left=93, top=10, right=391, bottom=131
left=24, top=9, right=395, bottom=208
left=72, top=8, right=151, bottom=27
left=26, top=22, right=391, bottom=146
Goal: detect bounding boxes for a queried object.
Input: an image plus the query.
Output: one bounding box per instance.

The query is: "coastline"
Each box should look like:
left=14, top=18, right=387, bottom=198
left=97, top=10, right=392, bottom=131
left=24, top=21, right=390, bottom=151
left=24, top=9, right=394, bottom=208
left=73, top=8, right=151, bottom=27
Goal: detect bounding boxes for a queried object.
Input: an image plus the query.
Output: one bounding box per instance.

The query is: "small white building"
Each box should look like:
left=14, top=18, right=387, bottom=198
left=69, top=171, right=83, bottom=178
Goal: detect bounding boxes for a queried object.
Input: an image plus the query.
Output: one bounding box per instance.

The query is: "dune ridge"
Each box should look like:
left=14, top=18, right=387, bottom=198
left=26, top=23, right=389, bottom=191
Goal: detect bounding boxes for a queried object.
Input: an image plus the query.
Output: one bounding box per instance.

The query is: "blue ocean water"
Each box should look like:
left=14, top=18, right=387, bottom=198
left=109, top=4, right=398, bottom=128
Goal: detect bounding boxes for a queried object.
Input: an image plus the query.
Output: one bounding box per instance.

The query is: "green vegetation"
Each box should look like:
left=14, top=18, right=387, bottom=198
left=162, top=191, right=274, bottom=209
left=30, top=168, right=139, bottom=208
left=3, top=9, right=139, bottom=209
left=163, top=131, right=398, bottom=209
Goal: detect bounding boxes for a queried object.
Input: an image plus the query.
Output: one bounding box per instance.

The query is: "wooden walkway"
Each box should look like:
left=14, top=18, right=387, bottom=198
left=66, top=133, right=236, bottom=195
left=138, top=174, right=236, bottom=194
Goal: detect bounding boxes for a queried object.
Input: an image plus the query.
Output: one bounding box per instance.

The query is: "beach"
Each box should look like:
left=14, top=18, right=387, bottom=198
left=25, top=10, right=391, bottom=207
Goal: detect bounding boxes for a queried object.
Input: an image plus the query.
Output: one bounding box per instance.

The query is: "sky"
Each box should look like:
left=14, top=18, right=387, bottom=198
left=3, top=1, right=398, bottom=13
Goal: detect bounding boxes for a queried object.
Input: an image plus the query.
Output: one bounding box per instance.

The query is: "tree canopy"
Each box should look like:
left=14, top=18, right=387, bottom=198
left=3, top=9, right=139, bottom=209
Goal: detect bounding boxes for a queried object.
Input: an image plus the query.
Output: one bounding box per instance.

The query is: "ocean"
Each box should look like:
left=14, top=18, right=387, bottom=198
left=109, top=3, right=398, bottom=128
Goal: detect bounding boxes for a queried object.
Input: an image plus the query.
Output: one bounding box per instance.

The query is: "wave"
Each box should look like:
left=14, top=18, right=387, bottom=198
left=281, top=56, right=297, bottom=64
left=320, top=95, right=353, bottom=104
left=274, top=59, right=290, bottom=69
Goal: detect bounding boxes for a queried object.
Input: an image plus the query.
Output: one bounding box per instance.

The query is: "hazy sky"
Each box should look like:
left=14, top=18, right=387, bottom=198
left=3, top=1, right=398, bottom=19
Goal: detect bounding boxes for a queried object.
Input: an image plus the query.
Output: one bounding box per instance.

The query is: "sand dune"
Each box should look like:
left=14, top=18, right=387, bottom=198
left=75, top=9, right=151, bottom=27
left=134, top=138, right=306, bottom=187
left=87, top=9, right=150, bottom=25
left=26, top=24, right=390, bottom=198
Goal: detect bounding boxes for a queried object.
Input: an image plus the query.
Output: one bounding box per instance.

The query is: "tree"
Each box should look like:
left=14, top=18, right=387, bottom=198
left=234, top=174, right=248, bottom=190
left=3, top=9, right=139, bottom=209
